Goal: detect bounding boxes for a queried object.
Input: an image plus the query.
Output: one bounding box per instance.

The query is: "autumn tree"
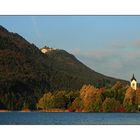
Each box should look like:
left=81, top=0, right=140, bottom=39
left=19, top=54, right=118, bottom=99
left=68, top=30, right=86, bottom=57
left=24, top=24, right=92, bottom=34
left=65, top=91, right=79, bottom=108
left=136, top=88, right=140, bottom=105
left=37, top=91, right=77, bottom=110
left=112, top=81, right=122, bottom=90
left=37, top=92, right=54, bottom=110
left=80, top=84, right=103, bottom=112
left=71, top=97, right=83, bottom=112
left=102, top=81, right=126, bottom=104
left=123, top=87, right=137, bottom=112
left=102, top=98, right=121, bottom=112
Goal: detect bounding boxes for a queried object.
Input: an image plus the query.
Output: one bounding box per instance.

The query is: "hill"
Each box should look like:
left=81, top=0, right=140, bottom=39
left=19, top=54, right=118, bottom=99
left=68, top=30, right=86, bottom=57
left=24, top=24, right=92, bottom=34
left=0, top=25, right=128, bottom=110
left=0, top=25, right=49, bottom=110
left=42, top=48, right=121, bottom=90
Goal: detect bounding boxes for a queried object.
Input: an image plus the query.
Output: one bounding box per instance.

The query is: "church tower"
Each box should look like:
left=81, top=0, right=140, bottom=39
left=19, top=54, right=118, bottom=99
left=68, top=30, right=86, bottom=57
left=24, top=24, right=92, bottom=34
left=130, top=74, right=137, bottom=90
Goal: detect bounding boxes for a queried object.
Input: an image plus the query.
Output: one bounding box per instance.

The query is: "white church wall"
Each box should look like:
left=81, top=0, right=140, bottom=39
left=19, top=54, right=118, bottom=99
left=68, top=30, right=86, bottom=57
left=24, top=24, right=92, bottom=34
left=130, top=80, right=137, bottom=90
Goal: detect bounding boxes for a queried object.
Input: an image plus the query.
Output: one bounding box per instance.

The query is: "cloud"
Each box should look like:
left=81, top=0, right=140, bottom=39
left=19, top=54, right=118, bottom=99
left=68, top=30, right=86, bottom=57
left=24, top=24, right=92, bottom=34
left=132, top=39, right=140, bottom=47
left=111, top=42, right=127, bottom=49
left=70, top=46, right=140, bottom=81
left=31, top=16, right=41, bottom=40
left=71, top=48, right=120, bottom=60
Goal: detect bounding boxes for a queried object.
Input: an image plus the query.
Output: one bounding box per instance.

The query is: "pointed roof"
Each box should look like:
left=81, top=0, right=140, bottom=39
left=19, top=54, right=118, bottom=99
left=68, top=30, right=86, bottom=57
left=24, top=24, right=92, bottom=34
left=131, top=74, right=137, bottom=81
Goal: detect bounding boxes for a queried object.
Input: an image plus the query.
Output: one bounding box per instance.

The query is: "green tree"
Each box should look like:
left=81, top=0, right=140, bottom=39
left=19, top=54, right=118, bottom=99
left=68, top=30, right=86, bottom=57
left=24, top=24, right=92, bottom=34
left=37, top=91, right=68, bottom=110
left=52, top=91, right=67, bottom=109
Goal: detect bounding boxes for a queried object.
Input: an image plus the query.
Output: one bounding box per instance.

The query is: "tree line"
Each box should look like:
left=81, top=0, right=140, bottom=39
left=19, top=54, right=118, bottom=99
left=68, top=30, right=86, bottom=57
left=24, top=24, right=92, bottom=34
left=37, top=81, right=140, bottom=112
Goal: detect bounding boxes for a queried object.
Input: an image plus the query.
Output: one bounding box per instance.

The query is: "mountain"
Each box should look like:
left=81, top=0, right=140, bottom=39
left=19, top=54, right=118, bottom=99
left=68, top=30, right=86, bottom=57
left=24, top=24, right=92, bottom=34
left=0, top=25, right=128, bottom=110
left=41, top=48, right=123, bottom=90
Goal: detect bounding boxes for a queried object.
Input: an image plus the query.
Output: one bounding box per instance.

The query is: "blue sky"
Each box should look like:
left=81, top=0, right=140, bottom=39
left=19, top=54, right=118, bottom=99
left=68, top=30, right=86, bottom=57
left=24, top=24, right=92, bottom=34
left=1, top=16, right=140, bottom=81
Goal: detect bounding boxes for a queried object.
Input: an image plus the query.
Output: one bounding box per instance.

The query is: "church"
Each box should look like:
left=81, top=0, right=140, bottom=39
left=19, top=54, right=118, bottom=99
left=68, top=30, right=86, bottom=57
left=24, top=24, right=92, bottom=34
left=130, top=74, right=137, bottom=90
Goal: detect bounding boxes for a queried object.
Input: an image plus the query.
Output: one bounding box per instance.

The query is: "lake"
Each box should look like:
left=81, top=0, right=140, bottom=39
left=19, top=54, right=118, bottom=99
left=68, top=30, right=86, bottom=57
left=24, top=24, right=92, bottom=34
left=0, top=112, right=140, bottom=125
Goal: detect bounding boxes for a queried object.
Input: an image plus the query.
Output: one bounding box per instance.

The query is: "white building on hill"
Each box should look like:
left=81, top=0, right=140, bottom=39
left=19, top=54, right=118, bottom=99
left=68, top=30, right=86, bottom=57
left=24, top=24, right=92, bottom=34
left=41, top=46, right=56, bottom=54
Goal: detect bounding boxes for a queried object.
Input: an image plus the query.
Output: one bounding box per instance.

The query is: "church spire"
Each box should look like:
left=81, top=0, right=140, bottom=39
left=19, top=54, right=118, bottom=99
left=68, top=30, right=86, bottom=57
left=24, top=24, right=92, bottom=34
left=131, top=74, right=136, bottom=82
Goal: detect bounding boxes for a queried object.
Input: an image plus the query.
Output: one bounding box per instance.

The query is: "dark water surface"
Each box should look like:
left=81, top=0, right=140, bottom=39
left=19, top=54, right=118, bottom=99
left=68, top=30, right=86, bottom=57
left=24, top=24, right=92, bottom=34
left=0, top=112, right=140, bottom=125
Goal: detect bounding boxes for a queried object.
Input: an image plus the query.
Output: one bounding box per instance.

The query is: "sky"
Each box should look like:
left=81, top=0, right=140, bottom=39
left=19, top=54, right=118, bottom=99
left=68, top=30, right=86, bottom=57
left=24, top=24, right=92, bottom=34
left=0, top=15, right=140, bottom=81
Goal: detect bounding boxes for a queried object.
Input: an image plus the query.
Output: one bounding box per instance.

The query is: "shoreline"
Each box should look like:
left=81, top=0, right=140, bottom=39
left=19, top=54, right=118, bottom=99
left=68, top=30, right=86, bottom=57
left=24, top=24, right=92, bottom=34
left=0, top=110, right=10, bottom=112
left=0, top=109, right=139, bottom=113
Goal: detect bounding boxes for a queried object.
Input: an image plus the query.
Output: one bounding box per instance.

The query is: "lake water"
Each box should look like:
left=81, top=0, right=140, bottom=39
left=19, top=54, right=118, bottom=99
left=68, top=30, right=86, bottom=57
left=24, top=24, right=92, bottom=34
left=0, top=112, right=140, bottom=125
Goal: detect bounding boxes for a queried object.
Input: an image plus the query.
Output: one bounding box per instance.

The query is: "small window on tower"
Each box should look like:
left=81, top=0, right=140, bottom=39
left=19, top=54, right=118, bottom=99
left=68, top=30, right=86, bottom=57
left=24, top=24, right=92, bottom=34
left=133, top=83, right=135, bottom=87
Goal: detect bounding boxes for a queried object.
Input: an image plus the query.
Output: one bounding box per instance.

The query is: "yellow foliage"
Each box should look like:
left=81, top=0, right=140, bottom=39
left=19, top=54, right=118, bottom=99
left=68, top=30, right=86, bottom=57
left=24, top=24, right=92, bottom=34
left=112, top=81, right=122, bottom=90
left=136, top=87, right=140, bottom=104
left=123, top=87, right=136, bottom=105
left=80, top=84, right=103, bottom=111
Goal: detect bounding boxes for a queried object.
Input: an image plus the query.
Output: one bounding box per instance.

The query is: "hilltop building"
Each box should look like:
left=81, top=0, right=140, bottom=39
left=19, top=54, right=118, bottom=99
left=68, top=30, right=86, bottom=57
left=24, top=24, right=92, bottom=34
left=41, top=46, right=56, bottom=54
left=130, top=74, right=137, bottom=90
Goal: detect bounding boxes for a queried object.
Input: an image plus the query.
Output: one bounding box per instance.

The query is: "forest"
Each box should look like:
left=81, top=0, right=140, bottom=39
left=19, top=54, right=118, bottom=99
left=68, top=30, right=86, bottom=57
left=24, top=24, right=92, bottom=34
left=37, top=81, right=140, bottom=112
